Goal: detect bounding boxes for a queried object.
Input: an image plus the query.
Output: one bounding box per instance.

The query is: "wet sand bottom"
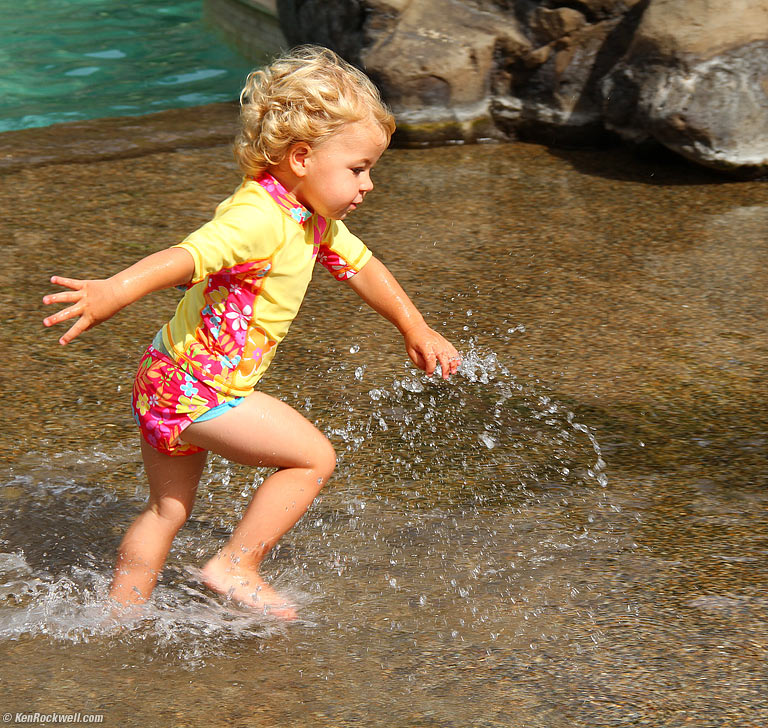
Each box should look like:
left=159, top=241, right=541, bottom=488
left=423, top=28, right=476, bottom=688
left=1, top=108, right=766, bottom=726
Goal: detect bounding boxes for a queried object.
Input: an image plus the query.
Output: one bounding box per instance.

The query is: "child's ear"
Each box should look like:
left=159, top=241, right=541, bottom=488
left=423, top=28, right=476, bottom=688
left=287, top=142, right=312, bottom=178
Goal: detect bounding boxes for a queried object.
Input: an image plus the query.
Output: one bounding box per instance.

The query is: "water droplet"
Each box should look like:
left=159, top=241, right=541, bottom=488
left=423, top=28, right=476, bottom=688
left=400, top=378, right=424, bottom=393
left=479, top=433, right=496, bottom=449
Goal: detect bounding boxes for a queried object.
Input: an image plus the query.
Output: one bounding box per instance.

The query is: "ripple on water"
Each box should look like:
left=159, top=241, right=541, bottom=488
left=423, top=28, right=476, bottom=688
left=0, top=344, right=630, bottom=670
left=0, top=0, right=258, bottom=132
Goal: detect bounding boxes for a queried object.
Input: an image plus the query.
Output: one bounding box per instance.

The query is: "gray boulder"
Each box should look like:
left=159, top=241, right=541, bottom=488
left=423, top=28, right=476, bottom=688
left=601, top=0, right=768, bottom=176
left=276, top=0, right=768, bottom=176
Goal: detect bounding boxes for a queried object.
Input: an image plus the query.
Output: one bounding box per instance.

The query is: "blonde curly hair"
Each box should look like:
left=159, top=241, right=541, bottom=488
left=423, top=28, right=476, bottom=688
left=234, top=45, right=395, bottom=177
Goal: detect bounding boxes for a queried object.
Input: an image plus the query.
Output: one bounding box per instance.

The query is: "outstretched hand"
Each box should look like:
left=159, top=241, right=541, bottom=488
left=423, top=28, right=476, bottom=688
left=403, top=322, right=461, bottom=379
left=43, top=248, right=196, bottom=345
left=43, top=276, right=123, bottom=345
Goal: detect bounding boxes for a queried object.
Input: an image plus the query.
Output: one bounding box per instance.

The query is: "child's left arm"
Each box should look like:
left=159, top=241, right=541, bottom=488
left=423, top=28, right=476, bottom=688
left=346, top=256, right=460, bottom=379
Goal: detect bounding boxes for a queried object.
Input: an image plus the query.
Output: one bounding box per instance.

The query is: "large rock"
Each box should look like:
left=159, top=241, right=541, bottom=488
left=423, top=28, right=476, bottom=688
left=361, top=1, right=528, bottom=142
left=276, top=0, right=768, bottom=176
left=278, top=0, right=530, bottom=142
left=490, top=0, right=650, bottom=145
left=601, top=0, right=768, bottom=176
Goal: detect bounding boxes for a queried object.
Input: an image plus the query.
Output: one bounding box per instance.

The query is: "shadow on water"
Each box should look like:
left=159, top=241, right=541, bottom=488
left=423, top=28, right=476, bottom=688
left=545, top=143, right=734, bottom=186
left=0, top=115, right=767, bottom=725
left=0, top=346, right=612, bottom=644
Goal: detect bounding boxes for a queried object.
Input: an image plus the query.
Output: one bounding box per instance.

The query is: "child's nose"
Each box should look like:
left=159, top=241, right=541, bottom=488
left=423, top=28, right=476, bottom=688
left=360, top=172, right=374, bottom=193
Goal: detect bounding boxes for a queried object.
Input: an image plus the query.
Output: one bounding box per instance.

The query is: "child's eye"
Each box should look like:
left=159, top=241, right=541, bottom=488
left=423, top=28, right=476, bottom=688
left=351, top=167, right=364, bottom=175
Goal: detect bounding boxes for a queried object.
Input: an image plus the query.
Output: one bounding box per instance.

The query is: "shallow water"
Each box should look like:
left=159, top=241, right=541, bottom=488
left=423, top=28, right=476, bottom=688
left=0, top=0, right=257, bottom=132
left=1, top=114, right=767, bottom=726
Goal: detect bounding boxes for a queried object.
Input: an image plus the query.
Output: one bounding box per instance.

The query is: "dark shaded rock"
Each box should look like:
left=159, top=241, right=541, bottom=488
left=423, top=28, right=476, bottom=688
left=277, top=0, right=367, bottom=63
left=276, top=0, right=768, bottom=175
left=601, top=0, right=768, bottom=176
left=491, top=0, right=649, bottom=146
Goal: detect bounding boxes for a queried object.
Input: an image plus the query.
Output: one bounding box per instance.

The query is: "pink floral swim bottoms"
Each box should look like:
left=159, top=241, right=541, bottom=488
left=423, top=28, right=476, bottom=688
left=131, top=344, right=243, bottom=457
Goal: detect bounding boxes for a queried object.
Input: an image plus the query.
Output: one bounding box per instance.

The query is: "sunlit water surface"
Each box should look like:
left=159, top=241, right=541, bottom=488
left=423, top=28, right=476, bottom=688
left=0, top=0, right=257, bottom=132
left=1, top=122, right=766, bottom=726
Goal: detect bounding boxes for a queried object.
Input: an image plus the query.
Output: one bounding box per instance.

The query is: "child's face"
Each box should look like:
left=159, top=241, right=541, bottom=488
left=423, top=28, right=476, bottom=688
left=295, top=119, right=389, bottom=220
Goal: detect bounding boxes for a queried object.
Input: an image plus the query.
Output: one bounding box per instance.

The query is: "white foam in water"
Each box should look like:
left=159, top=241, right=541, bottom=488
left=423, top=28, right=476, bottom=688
left=139, top=571, right=313, bottom=666
left=0, top=553, right=113, bottom=643
left=455, top=346, right=510, bottom=384
left=0, top=548, right=309, bottom=665
left=0, top=445, right=315, bottom=666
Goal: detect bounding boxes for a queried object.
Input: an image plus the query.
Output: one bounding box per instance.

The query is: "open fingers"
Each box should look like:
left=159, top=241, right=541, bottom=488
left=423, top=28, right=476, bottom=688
left=42, top=289, right=82, bottom=307
left=49, top=276, right=85, bottom=291
left=43, top=302, right=82, bottom=328
left=45, top=307, right=91, bottom=345
left=42, top=277, right=87, bottom=337
left=57, top=317, right=90, bottom=345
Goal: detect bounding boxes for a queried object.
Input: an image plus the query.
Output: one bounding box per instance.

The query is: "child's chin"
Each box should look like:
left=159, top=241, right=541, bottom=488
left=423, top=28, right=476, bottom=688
left=325, top=205, right=354, bottom=220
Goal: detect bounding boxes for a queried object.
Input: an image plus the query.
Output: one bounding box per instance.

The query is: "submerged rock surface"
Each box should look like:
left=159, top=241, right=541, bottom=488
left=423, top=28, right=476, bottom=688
left=276, top=0, right=768, bottom=176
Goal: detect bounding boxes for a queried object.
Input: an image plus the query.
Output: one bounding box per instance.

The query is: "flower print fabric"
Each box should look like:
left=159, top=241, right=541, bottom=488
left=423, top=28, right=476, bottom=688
left=132, top=345, right=235, bottom=456
left=134, top=173, right=372, bottom=455
left=162, top=172, right=372, bottom=399
left=316, top=249, right=360, bottom=280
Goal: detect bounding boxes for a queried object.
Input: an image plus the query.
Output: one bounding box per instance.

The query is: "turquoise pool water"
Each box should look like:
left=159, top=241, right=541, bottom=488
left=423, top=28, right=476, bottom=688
left=0, top=0, right=262, bottom=132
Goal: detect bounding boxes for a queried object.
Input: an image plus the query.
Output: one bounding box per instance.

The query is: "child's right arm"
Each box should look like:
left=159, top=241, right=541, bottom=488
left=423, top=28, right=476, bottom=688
left=43, top=247, right=195, bottom=345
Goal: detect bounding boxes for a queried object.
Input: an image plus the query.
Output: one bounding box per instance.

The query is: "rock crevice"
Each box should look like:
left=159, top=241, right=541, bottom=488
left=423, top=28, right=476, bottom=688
left=277, top=0, right=768, bottom=176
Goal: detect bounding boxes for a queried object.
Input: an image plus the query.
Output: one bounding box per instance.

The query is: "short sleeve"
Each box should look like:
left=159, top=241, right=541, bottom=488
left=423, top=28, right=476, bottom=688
left=174, top=195, right=280, bottom=284
left=317, top=219, right=372, bottom=281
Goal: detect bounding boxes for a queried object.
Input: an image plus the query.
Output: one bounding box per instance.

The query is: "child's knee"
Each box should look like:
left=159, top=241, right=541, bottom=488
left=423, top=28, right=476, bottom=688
left=314, top=437, right=336, bottom=484
left=149, top=497, right=192, bottom=530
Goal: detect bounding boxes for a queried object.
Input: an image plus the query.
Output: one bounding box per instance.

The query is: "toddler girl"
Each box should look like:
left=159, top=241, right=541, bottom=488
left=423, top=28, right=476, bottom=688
left=43, top=45, right=460, bottom=619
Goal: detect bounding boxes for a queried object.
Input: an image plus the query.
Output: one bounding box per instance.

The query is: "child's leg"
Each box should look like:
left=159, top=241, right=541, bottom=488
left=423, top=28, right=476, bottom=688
left=180, top=390, right=336, bottom=616
left=109, top=440, right=207, bottom=606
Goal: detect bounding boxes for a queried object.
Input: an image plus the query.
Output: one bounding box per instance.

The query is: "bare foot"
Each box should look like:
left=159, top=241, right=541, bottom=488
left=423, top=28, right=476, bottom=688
left=200, top=557, right=297, bottom=620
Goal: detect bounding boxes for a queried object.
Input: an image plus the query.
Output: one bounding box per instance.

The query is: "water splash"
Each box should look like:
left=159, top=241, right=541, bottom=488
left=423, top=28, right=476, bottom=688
left=0, top=341, right=617, bottom=669
left=314, top=341, right=609, bottom=501
left=0, top=450, right=311, bottom=667
left=0, top=553, right=113, bottom=643
left=0, top=546, right=309, bottom=667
